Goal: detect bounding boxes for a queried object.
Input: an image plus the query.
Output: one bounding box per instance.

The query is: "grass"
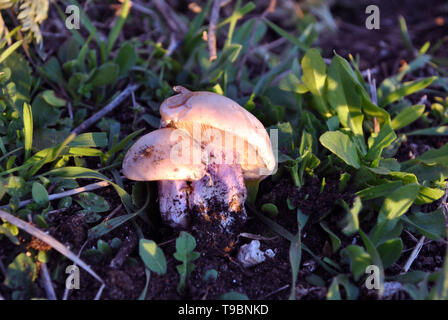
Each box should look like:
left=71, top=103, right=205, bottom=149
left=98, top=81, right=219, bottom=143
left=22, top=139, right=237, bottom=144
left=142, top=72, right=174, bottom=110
left=0, top=0, right=448, bottom=300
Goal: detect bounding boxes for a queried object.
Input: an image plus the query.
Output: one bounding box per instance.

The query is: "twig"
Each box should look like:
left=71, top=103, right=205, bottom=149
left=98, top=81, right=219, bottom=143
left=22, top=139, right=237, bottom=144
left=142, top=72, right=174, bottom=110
left=0, top=180, right=111, bottom=210
left=208, top=0, right=222, bottom=61
left=0, top=257, right=6, bottom=277
left=72, top=84, right=140, bottom=135
left=165, top=33, right=179, bottom=57
left=367, top=69, right=378, bottom=105
left=151, top=0, right=187, bottom=34
left=417, top=94, right=428, bottom=106
left=402, top=236, right=425, bottom=272
left=94, top=283, right=106, bottom=300
left=62, top=241, right=88, bottom=300
left=367, top=69, right=380, bottom=133
left=248, top=37, right=287, bottom=56
left=46, top=207, right=70, bottom=215
left=67, top=101, right=74, bottom=120
left=105, top=204, right=123, bottom=221
left=236, top=0, right=277, bottom=82
left=262, top=284, right=289, bottom=299
left=0, top=210, right=104, bottom=285
left=403, top=184, right=448, bottom=272
left=109, top=227, right=138, bottom=269
left=40, top=262, right=57, bottom=300
left=158, top=238, right=176, bottom=247
left=440, top=183, right=448, bottom=234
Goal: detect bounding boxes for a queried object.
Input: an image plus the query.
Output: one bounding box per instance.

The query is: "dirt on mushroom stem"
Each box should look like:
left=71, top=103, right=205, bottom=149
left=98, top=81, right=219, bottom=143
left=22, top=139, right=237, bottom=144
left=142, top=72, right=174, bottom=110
left=159, top=149, right=248, bottom=250
left=190, top=161, right=248, bottom=251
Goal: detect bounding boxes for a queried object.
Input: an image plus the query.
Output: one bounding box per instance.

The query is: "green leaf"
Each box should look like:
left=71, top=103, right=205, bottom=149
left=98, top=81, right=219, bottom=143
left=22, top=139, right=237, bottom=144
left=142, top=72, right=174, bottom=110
left=115, top=43, right=137, bottom=77
left=327, top=278, right=341, bottom=300
left=2, top=51, right=32, bottom=111
left=341, top=197, right=362, bottom=236
left=174, top=232, right=200, bottom=294
left=356, top=181, right=403, bottom=201
left=0, top=40, right=23, bottom=64
left=342, top=245, right=371, bottom=280
left=431, top=245, right=448, bottom=300
left=39, top=57, right=65, bottom=86
left=69, top=132, right=108, bottom=148
left=410, top=143, right=448, bottom=166
left=45, top=166, right=133, bottom=212
left=88, top=212, right=135, bottom=239
left=264, top=19, right=308, bottom=51
left=203, top=269, right=218, bottom=282
left=366, top=122, right=397, bottom=163
left=327, top=55, right=364, bottom=137
left=6, top=176, right=27, bottom=198
left=261, top=203, right=279, bottom=218
left=0, top=178, right=5, bottom=202
left=371, top=183, right=419, bottom=244
left=139, top=239, right=167, bottom=275
left=97, top=239, right=112, bottom=256
left=103, top=128, right=144, bottom=164
left=336, top=274, right=359, bottom=300
left=402, top=209, right=446, bottom=240
left=415, top=186, right=445, bottom=205
left=378, top=183, right=420, bottom=223
left=301, top=49, right=330, bottom=117
left=22, top=102, right=33, bottom=160
left=31, top=182, right=49, bottom=207
left=289, top=230, right=302, bottom=300
left=32, top=94, right=62, bottom=128
left=320, top=222, right=341, bottom=253
left=0, top=223, right=20, bottom=245
left=219, top=292, right=249, bottom=300
left=378, top=76, right=436, bottom=107
left=408, top=126, right=448, bottom=136
left=391, top=104, right=425, bottom=130
left=377, top=238, right=403, bottom=268
left=76, top=192, right=110, bottom=213
left=106, top=0, right=131, bottom=58
left=359, top=229, right=385, bottom=296
left=204, top=44, right=242, bottom=83
left=319, top=131, right=361, bottom=168
left=68, top=147, right=103, bottom=157
left=5, top=253, right=37, bottom=290
left=90, top=62, right=120, bottom=87
left=41, top=90, right=66, bottom=107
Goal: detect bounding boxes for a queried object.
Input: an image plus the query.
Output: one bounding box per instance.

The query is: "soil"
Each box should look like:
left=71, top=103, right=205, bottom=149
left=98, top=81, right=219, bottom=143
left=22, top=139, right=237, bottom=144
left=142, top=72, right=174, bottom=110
left=1, top=0, right=447, bottom=301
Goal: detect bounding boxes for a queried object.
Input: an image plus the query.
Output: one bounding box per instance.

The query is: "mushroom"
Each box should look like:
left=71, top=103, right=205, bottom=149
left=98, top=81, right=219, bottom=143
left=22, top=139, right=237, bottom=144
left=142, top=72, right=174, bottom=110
left=122, top=86, right=276, bottom=236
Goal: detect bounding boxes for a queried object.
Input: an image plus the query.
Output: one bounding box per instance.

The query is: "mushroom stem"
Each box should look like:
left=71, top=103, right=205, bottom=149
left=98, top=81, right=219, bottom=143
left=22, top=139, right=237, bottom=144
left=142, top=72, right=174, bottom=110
left=159, top=162, right=248, bottom=232
left=190, top=162, right=247, bottom=232
left=158, top=180, right=190, bottom=228
left=159, top=149, right=248, bottom=232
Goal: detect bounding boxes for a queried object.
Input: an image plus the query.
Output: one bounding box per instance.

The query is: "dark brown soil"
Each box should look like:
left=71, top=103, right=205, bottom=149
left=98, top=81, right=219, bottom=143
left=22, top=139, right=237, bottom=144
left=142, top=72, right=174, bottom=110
left=1, top=0, right=447, bottom=301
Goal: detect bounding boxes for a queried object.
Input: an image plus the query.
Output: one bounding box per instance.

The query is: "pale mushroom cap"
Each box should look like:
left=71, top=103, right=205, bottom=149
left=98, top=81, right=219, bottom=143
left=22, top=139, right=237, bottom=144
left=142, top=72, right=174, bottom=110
left=122, top=127, right=206, bottom=181
left=159, top=87, right=276, bottom=179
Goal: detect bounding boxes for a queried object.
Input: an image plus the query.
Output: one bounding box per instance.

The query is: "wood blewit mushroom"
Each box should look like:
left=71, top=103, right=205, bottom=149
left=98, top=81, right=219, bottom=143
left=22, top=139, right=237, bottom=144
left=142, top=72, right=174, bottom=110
left=123, top=86, right=276, bottom=235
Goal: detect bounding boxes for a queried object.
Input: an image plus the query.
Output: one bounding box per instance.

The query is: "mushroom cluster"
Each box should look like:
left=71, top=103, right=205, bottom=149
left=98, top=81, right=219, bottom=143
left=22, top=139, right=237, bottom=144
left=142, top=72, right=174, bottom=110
left=122, top=86, right=275, bottom=236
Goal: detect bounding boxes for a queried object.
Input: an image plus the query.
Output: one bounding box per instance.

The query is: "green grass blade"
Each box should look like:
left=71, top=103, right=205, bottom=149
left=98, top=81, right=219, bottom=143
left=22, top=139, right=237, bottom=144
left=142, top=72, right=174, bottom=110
left=106, top=0, right=131, bottom=58
left=22, top=102, right=33, bottom=160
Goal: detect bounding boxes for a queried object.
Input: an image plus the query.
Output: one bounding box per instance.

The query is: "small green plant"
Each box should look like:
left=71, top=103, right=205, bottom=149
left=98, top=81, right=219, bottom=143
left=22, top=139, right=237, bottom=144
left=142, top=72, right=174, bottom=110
left=174, top=231, right=200, bottom=295
left=139, top=239, right=167, bottom=276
